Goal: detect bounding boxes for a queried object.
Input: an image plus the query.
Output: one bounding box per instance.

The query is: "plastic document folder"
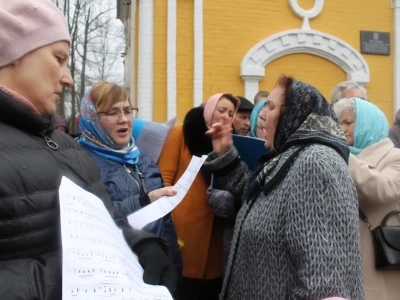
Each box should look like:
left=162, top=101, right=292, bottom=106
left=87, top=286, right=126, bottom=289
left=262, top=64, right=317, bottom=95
left=212, top=134, right=267, bottom=189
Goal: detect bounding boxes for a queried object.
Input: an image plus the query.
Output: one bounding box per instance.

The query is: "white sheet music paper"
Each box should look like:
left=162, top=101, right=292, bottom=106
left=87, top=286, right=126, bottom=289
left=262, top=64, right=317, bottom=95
left=162, top=117, right=176, bottom=131
left=128, top=155, right=207, bottom=230
left=59, top=177, right=173, bottom=300
left=135, top=122, right=170, bottom=163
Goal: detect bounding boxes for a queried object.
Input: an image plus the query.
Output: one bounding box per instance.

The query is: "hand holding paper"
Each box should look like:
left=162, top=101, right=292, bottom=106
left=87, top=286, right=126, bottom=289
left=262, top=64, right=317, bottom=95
left=148, top=186, right=177, bottom=202
left=128, top=155, right=207, bottom=230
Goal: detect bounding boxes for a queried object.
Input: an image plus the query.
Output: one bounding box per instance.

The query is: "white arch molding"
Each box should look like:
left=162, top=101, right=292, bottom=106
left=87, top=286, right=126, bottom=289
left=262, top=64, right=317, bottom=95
left=240, top=29, right=371, bottom=100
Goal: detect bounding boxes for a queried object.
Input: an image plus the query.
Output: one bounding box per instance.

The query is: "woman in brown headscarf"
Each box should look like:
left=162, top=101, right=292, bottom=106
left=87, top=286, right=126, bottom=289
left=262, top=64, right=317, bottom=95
left=204, top=75, right=363, bottom=300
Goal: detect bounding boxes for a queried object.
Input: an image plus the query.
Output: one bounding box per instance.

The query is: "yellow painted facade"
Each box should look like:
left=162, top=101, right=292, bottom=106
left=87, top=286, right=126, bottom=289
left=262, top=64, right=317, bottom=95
left=148, top=0, right=394, bottom=123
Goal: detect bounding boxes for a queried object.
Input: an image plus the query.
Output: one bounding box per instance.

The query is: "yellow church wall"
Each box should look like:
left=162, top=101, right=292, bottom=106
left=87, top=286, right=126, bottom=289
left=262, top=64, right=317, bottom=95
left=200, top=0, right=394, bottom=122
left=148, top=0, right=394, bottom=123
left=259, top=53, right=347, bottom=99
left=311, top=0, right=394, bottom=123
left=175, top=1, right=195, bottom=123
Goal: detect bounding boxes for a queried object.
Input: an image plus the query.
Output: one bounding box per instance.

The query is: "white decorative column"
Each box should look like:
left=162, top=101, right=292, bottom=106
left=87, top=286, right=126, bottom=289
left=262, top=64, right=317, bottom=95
left=167, top=0, right=177, bottom=119
left=240, top=66, right=264, bottom=101
left=393, top=0, right=400, bottom=112
left=129, top=1, right=137, bottom=107
left=138, top=0, right=154, bottom=120
left=193, top=0, right=203, bottom=107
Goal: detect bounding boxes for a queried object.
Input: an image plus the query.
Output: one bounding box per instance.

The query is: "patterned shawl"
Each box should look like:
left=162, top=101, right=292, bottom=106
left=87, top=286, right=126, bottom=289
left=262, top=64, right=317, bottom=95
left=77, top=89, right=140, bottom=165
left=249, top=80, right=349, bottom=197
left=273, top=80, right=349, bottom=161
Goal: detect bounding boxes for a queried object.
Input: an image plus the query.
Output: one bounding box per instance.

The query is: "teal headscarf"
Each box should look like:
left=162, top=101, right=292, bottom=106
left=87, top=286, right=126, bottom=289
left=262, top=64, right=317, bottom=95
left=350, top=97, right=389, bottom=155
left=249, top=100, right=267, bottom=137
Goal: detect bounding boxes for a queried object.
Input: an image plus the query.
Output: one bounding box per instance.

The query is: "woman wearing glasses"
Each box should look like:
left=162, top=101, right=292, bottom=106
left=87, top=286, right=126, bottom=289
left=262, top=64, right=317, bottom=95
left=77, top=81, right=182, bottom=283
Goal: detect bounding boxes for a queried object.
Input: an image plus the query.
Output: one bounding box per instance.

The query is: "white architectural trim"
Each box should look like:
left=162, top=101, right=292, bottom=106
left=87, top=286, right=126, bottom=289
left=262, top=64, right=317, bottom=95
left=129, top=1, right=136, bottom=107
left=193, top=0, right=203, bottom=107
left=138, top=0, right=154, bottom=120
left=393, top=0, right=400, bottom=112
left=289, top=0, right=324, bottom=30
left=167, top=0, right=177, bottom=120
left=240, top=29, right=370, bottom=100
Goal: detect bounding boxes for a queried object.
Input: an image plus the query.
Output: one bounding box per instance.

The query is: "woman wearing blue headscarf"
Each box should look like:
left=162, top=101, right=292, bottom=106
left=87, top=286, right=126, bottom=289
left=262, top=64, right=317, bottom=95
left=248, top=100, right=267, bottom=138
left=77, top=81, right=182, bottom=283
left=333, top=97, right=400, bottom=300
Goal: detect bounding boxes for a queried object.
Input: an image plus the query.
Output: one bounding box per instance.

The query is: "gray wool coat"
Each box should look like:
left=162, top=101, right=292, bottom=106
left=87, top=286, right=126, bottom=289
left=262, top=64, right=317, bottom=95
left=207, top=187, right=238, bottom=273
left=204, top=144, right=364, bottom=300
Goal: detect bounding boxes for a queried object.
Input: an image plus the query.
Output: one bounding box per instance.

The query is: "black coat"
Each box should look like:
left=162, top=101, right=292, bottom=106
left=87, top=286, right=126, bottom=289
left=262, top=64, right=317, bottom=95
left=0, top=89, right=166, bottom=299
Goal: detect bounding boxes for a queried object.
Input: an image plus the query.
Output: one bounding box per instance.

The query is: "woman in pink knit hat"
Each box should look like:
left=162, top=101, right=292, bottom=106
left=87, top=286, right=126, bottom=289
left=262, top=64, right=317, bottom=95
left=0, top=0, right=176, bottom=299
left=158, top=93, right=239, bottom=300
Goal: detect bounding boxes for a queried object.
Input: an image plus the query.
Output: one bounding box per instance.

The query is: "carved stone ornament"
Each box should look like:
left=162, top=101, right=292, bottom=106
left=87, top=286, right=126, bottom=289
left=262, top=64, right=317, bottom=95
left=289, top=0, right=324, bottom=30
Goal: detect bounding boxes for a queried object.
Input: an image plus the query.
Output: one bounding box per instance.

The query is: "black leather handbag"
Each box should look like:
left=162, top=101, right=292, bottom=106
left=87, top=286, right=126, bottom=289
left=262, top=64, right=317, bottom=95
left=359, top=209, right=400, bottom=270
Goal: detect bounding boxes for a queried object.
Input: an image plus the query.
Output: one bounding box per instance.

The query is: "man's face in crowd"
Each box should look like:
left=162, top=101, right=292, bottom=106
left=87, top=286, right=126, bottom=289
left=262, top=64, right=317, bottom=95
left=232, top=111, right=251, bottom=135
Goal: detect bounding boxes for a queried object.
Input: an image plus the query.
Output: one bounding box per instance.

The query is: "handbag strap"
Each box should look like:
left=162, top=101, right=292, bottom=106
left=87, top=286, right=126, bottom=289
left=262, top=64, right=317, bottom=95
left=360, top=209, right=400, bottom=229
left=381, top=210, right=400, bottom=225
left=359, top=208, right=374, bottom=230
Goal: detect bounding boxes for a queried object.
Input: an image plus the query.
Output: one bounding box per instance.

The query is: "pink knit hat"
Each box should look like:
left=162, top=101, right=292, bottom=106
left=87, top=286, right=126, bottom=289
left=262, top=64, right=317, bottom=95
left=203, top=93, right=240, bottom=127
left=0, top=0, right=71, bottom=68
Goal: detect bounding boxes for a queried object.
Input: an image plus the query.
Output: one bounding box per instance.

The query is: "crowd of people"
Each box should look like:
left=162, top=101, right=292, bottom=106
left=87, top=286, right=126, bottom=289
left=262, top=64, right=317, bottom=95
left=1, top=1, right=400, bottom=300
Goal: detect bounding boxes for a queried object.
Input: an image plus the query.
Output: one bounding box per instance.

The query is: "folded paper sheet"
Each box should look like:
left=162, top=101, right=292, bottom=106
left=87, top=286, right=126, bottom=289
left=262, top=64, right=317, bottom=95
left=59, top=177, right=173, bottom=300
left=128, top=155, right=207, bottom=230
left=133, top=117, right=176, bottom=163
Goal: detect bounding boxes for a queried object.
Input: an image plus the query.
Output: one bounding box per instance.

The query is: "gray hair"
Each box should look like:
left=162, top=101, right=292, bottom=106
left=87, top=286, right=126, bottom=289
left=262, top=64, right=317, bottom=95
left=332, top=97, right=356, bottom=120
left=330, top=81, right=367, bottom=104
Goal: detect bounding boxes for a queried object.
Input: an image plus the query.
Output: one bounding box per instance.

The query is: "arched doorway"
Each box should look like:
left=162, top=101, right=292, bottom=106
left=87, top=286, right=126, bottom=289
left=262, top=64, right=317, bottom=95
left=260, top=53, right=346, bottom=100
left=240, top=29, right=370, bottom=100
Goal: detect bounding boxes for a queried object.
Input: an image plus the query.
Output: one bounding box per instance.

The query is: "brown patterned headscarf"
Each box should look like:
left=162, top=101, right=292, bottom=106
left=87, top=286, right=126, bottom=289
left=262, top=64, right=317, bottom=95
left=273, top=80, right=349, bottom=162
left=247, top=79, right=349, bottom=201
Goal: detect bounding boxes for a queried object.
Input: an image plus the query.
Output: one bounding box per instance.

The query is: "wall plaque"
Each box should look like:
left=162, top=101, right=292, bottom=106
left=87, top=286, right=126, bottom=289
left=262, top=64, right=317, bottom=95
left=360, top=31, right=390, bottom=55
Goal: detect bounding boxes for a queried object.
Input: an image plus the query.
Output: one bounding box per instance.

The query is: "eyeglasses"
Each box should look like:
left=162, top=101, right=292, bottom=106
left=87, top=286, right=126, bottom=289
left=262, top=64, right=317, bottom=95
left=98, top=107, right=139, bottom=123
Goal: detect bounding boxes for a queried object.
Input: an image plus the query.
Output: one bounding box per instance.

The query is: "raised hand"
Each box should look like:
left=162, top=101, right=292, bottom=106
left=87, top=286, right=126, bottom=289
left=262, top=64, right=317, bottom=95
left=205, top=115, right=233, bottom=157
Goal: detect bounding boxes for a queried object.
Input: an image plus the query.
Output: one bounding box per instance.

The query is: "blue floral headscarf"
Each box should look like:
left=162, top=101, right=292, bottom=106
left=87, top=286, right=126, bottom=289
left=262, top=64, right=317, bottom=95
left=249, top=100, right=267, bottom=137
left=350, top=97, right=389, bottom=155
left=77, top=89, right=140, bottom=165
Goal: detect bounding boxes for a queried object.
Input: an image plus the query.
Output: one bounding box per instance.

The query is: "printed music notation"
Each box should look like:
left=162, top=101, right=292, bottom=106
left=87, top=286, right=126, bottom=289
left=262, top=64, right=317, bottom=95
left=127, top=155, right=208, bottom=229
left=68, top=283, right=170, bottom=299
left=58, top=177, right=173, bottom=300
